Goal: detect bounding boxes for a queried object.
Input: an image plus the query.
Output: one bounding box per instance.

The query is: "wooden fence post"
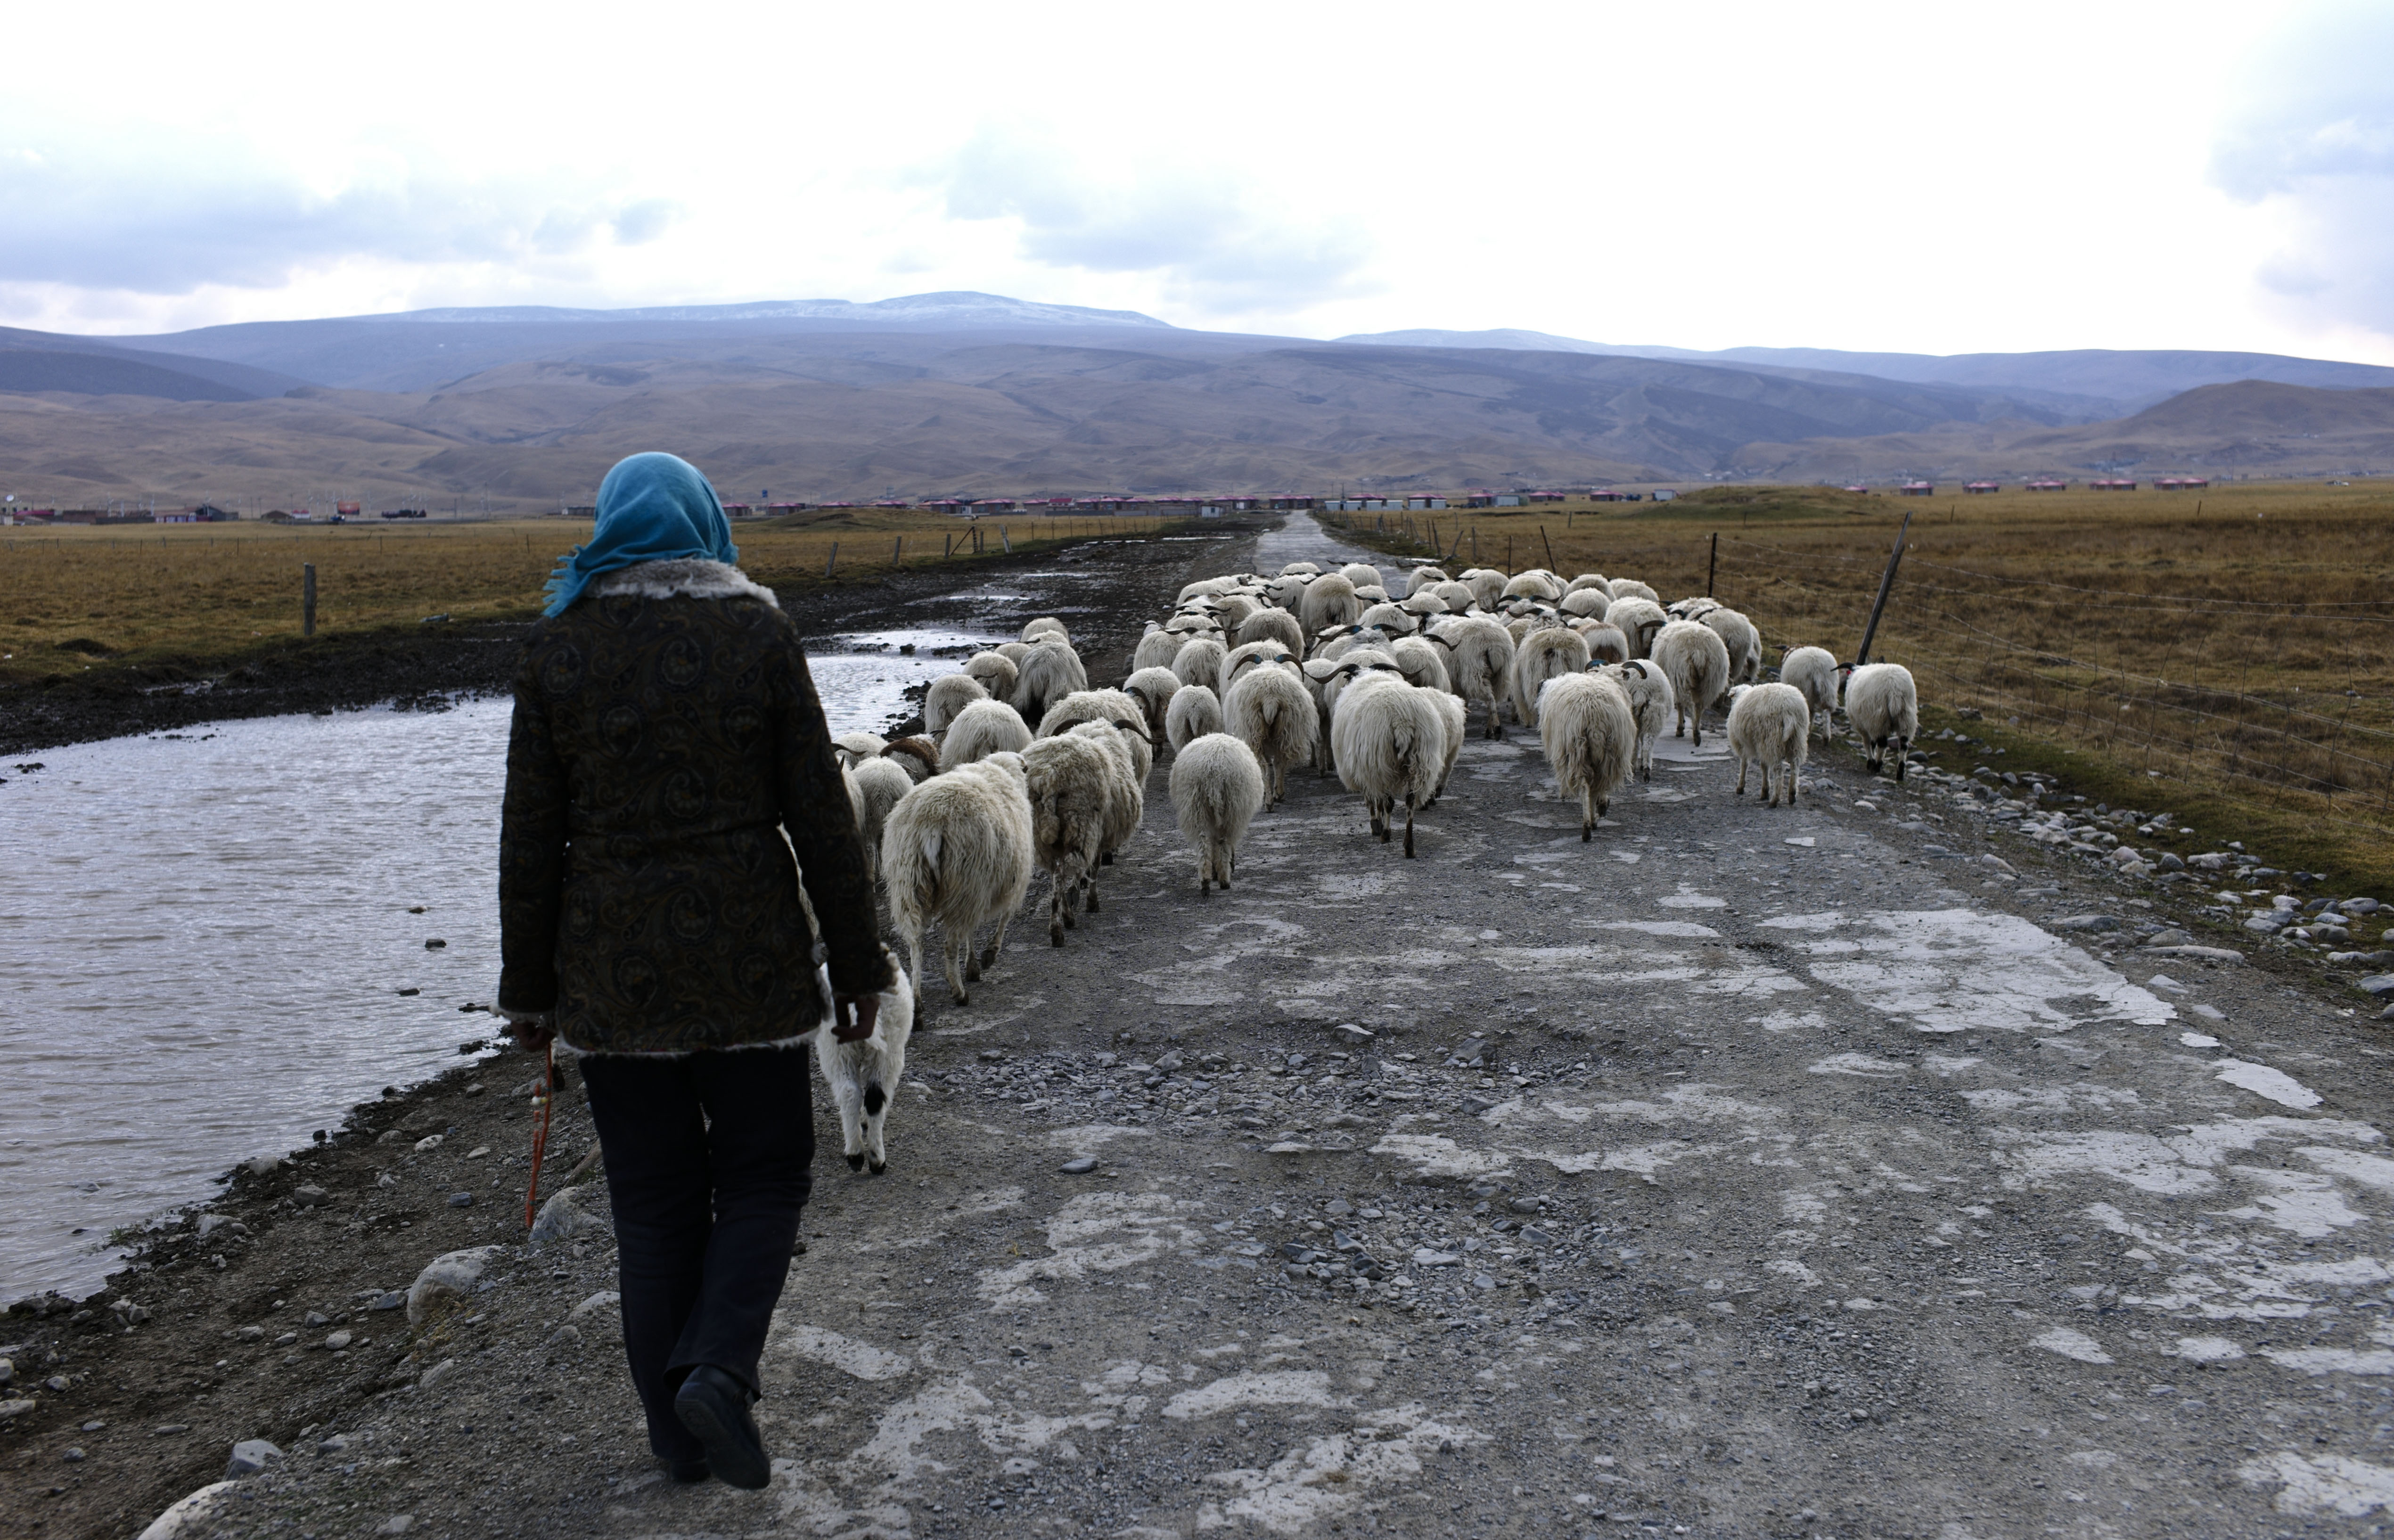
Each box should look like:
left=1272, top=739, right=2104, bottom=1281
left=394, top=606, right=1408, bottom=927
left=1540, top=525, right=1556, bottom=572
left=303, top=563, right=316, bottom=637
left=1706, top=532, right=1718, bottom=598
left=1000, top=525, right=1011, bottom=554
left=825, top=541, right=839, bottom=578
left=893, top=535, right=903, bottom=565
left=1853, top=510, right=1913, bottom=666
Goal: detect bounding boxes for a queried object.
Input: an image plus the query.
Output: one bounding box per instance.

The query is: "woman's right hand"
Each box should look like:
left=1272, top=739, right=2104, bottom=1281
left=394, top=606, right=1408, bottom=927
left=505, top=1013, right=555, bottom=1052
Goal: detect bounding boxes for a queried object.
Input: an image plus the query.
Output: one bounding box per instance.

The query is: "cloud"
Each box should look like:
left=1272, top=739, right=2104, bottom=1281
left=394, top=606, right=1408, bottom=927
left=924, top=126, right=1376, bottom=318
left=2209, top=1, right=2394, bottom=336
left=0, top=136, right=684, bottom=296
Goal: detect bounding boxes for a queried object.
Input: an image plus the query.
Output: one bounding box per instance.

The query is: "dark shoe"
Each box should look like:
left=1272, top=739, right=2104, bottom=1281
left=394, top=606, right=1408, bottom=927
left=673, top=1365, right=771, bottom=1490
left=668, top=1456, right=710, bottom=1483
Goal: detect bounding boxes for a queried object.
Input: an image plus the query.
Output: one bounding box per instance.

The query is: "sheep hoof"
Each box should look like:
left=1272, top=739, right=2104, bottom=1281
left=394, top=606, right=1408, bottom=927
left=965, top=958, right=983, bottom=982
left=1102, top=852, right=1115, bottom=867
left=980, top=945, right=1000, bottom=967
left=868, top=1159, right=887, bottom=1176
left=845, top=1152, right=866, bottom=1172
left=1581, top=826, right=1592, bottom=843
left=1050, top=926, right=1065, bottom=946
left=1086, top=891, right=1101, bottom=913
left=950, top=986, right=969, bottom=1006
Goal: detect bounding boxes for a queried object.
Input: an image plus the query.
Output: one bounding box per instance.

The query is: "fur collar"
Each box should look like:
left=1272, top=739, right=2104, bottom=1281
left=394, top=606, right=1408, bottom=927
left=591, top=557, right=779, bottom=609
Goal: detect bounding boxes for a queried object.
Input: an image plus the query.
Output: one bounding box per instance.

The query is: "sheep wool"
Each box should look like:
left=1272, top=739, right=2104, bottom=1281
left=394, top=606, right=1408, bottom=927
left=962, top=650, right=1019, bottom=699
left=1603, top=659, right=1677, bottom=783
left=1509, top=624, right=1593, bottom=729
left=1779, top=646, right=1840, bottom=739
left=1330, top=673, right=1449, bottom=857
left=1168, top=732, right=1266, bottom=894
left=1537, top=671, right=1638, bottom=840
left=1165, top=683, right=1224, bottom=754
left=1650, top=619, right=1731, bottom=747
left=1022, top=732, right=1115, bottom=947
left=879, top=755, right=1034, bottom=1008
left=1297, top=572, right=1362, bottom=635
left=1844, top=662, right=1919, bottom=781
left=1603, top=597, right=1669, bottom=660
left=1011, top=638, right=1089, bottom=723
left=937, top=699, right=1032, bottom=772
left=1223, top=659, right=1319, bottom=809
left=1726, top=682, right=1812, bottom=807
left=1699, top=607, right=1763, bottom=686
left=923, top=672, right=988, bottom=735
left=1234, top=606, right=1305, bottom=656
left=1132, top=625, right=1187, bottom=673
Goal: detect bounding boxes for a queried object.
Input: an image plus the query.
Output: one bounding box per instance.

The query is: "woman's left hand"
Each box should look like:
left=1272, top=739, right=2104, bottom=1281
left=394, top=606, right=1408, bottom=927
left=832, top=995, right=879, bottom=1044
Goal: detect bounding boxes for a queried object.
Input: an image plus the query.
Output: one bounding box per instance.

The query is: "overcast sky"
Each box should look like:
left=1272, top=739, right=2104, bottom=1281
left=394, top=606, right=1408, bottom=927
left=6, top=0, right=2389, bottom=362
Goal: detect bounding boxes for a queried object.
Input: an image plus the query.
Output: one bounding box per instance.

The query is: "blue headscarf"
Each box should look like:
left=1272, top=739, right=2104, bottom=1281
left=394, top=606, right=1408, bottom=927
left=542, top=452, right=740, bottom=616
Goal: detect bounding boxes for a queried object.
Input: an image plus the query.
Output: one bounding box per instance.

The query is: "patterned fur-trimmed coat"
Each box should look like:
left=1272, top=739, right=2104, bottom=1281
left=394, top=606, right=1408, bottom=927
left=497, top=558, right=893, bottom=1054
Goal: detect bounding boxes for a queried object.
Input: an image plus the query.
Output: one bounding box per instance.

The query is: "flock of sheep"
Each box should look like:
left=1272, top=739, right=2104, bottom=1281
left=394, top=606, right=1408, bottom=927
left=813, top=555, right=1920, bottom=1171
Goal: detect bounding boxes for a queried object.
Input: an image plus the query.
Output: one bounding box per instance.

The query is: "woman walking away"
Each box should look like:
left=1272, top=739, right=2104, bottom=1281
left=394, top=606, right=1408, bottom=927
left=496, top=452, right=892, bottom=1490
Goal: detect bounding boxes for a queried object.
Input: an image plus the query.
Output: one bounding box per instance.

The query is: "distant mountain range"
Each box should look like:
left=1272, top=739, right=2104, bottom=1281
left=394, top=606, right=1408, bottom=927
left=0, top=293, right=2386, bottom=505
left=1337, top=328, right=2394, bottom=417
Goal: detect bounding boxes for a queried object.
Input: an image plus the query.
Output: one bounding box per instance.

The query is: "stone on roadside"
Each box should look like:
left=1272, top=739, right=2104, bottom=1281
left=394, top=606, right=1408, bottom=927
left=445, top=1192, right=473, bottom=1208
left=317, top=1434, right=349, bottom=1455
left=418, top=1358, right=459, bottom=1390
left=2053, top=915, right=2118, bottom=933
left=0, top=1399, right=35, bottom=1421
left=224, top=1439, right=283, bottom=1478
left=569, top=1290, right=621, bottom=1320
left=405, top=1247, right=500, bottom=1326
left=1059, top=1157, right=1098, bottom=1174
left=2361, top=975, right=2394, bottom=999
left=2141, top=929, right=2193, bottom=948
left=528, top=1187, right=607, bottom=1248
left=324, top=1331, right=353, bottom=1351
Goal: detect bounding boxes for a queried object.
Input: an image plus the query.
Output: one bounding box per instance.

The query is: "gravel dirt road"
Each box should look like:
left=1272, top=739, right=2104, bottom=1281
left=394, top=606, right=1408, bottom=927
left=11, top=517, right=2394, bottom=1540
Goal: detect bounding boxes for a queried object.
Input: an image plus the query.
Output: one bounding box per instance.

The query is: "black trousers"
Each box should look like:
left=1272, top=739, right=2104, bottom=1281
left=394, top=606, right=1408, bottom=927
left=579, top=1043, right=814, bottom=1463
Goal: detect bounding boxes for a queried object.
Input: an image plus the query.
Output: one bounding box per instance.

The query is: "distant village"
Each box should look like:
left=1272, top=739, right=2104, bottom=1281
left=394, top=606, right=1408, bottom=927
left=0, top=474, right=2255, bottom=526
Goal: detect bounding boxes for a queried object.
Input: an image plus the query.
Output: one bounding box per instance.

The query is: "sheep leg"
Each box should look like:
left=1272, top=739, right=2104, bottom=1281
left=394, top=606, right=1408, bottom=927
left=1786, top=762, right=1799, bottom=806
left=1894, top=736, right=1910, bottom=781
left=1403, top=796, right=1418, bottom=858
left=981, top=915, right=1011, bottom=971
left=1674, top=705, right=1686, bottom=739
left=1049, top=868, right=1067, bottom=946
left=1736, top=757, right=1748, bottom=797
left=900, top=920, right=928, bottom=1012
left=943, top=928, right=970, bottom=1007
left=1084, top=868, right=1101, bottom=913
left=964, top=921, right=983, bottom=982
left=1216, top=837, right=1233, bottom=889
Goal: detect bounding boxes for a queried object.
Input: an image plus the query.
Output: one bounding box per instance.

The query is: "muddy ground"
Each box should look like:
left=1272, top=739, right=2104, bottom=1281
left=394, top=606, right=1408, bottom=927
left=9, top=517, right=2394, bottom=1540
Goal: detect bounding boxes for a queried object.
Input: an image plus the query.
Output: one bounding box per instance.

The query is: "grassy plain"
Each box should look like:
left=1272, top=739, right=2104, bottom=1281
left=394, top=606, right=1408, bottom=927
left=1334, top=479, right=2394, bottom=895
left=0, top=508, right=1181, bottom=686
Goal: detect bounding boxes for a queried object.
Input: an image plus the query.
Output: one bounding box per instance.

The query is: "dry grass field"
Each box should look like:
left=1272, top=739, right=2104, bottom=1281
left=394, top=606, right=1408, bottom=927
left=1335, top=480, right=2394, bottom=893
left=0, top=508, right=1181, bottom=685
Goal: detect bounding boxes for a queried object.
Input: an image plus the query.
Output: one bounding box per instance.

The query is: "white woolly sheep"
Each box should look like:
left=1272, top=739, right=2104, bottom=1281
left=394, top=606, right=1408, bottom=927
left=1298, top=572, right=1362, bottom=634
left=1172, top=634, right=1229, bottom=697
left=1778, top=646, right=1840, bottom=739
left=1131, top=625, right=1186, bottom=673
left=1212, top=593, right=1261, bottom=631
left=1559, top=588, right=1612, bottom=619
left=1358, top=601, right=1418, bottom=635
left=1423, top=687, right=1465, bottom=806
left=1726, top=681, right=1811, bottom=807
left=1502, top=569, right=1564, bottom=603
left=1122, top=665, right=1183, bottom=748
left=1165, top=682, right=1224, bottom=753
left=1022, top=732, right=1113, bottom=946
left=1537, top=671, right=1637, bottom=840
left=833, top=730, right=887, bottom=767
left=1223, top=658, right=1319, bottom=809
left=1408, top=564, right=1450, bottom=588
left=881, top=737, right=941, bottom=782
left=1012, top=638, right=1089, bottom=722
left=1667, top=596, right=1721, bottom=621
left=1460, top=568, right=1507, bottom=610
left=1169, top=732, right=1265, bottom=895
left=1608, top=577, right=1660, bottom=604
left=938, top=698, right=1032, bottom=771
left=1565, top=573, right=1612, bottom=596
left=846, top=755, right=917, bottom=880
left=1650, top=619, right=1731, bottom=746
left=811, top=950, right=916, bottom=1173
left=1843, top=662, right=1919, bottom=780
left=1222, top=639, right=1297, bottom=689
left=1389, top=635, right=1451, bottom=694
left=1602, top=597, right=1669, bottom=659
left=1699, top=607, right=1762, bottom=685
left=880, top=754, right=1034, bottom=1008
left=1279, top=560, right=1321, bottom=577
left=1397, top=590, right=1450, bottom=620
left=1509, top=624, right=1593, bottom=729
left=1575, top=621, right=1629, bottom=665
left=962, top=651, right=1019, bottom=698
left=1603, top=659, right=1676, bottom=783
left=923, top=672, right=987, bottom=735
left=1329, top=673, right=1450, bottom=857
left=1339, top=562, right=1383, bottom=589
left=1022, top=617, right=1069, bottom=645
left=1313, top=623, right=1390, bottom=662
left=1035, top=689, right=1154, bottom=784
left=996, top=640, right=1033, bottom=665
left=1423, top=614, right=1515, bottom=738
left=1067, top=720, right=1145, bottom=880
left=1264, top=572, right=1312, bottom=609
left=1235, top=606, right=1305, bottom=655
